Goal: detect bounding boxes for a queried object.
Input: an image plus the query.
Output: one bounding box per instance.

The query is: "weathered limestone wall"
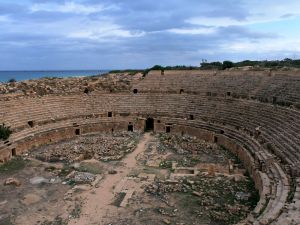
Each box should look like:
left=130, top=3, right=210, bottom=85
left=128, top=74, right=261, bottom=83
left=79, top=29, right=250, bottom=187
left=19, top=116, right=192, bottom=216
left=1, top=70, right=299, bottom=224
left=0, top=119, right=145, bottom=162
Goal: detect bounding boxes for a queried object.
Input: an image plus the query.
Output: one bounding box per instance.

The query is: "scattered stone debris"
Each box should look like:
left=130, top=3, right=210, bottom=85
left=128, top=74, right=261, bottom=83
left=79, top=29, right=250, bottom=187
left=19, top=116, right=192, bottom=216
left=163, top=218, right=171, bottom=224
left=68, top=171, right=96, bottom=184
left=0, top=72, right=143, bottom=99
left=4, top=177, right=21, bottom=186
left=144, top=172, right=258, bottom=224
left=31, top=132, right=141, bottom=163
left=0, top=200, right=8, bottom=206
left=1, top=133, right=259, bottom=225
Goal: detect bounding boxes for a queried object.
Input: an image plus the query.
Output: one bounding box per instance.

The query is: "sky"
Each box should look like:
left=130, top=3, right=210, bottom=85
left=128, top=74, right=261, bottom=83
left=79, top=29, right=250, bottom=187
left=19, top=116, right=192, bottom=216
left=0, top=0, right=300, bottom=70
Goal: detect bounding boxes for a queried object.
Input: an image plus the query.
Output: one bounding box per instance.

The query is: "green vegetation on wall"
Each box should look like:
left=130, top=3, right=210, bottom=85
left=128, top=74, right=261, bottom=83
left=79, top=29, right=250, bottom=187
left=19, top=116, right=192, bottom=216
left=0, top=123, right=12, bottom=140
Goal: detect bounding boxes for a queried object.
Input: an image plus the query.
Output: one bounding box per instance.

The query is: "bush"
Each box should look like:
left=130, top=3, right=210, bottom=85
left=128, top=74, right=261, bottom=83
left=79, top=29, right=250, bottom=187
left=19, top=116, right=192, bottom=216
left=0, top=123, right=12, bottom=140
left=222, top=61, right=234, bottom=70
left=200, top=61, right=222, bottom=70
left=151, top=65, right=164, bottom=70
left=8, top=78, right=16, bottom=83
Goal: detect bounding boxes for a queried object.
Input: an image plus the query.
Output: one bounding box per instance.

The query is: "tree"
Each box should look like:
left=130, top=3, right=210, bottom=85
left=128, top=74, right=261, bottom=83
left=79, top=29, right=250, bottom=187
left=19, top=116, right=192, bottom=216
left=200, top=61, right=222, bottom=70
left=0, top=123, right=12, bottom=140
left=222, top=61, right=234, bottom=70
left=151, top=65, right=164, bottom=70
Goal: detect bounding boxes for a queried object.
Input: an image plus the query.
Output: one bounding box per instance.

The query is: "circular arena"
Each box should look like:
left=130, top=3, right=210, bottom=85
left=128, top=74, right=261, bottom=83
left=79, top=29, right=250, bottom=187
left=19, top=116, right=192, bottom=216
left=0, top=70, right=299, bottom=225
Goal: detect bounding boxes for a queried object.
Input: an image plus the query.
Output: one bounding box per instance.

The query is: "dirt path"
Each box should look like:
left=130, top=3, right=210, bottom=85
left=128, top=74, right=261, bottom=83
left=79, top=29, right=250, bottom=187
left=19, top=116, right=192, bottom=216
left=69, top=133, right=152, bottom=225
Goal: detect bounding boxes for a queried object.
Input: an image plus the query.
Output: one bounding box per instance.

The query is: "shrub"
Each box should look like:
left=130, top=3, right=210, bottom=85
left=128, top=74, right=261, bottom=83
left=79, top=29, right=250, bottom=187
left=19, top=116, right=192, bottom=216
left=8, top=78, right=16, bottom=83
left=222, top=60, right=234, bottom=70
left=0, top=123, right=12, bottom=140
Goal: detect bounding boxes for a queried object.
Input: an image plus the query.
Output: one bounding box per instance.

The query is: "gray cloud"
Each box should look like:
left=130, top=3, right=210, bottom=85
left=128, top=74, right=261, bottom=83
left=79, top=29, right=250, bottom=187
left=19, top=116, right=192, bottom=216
left=0, top=0, right=298, bottom=70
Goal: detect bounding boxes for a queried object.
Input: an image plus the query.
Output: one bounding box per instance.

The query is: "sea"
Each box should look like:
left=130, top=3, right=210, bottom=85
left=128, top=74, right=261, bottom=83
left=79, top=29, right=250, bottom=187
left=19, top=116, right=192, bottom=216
left=0, top=70, right=109, bottom=82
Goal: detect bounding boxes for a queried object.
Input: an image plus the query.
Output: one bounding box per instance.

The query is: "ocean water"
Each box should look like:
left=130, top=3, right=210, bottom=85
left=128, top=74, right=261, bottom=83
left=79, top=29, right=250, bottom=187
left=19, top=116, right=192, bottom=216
left=0, top=70, right=109, bottom=82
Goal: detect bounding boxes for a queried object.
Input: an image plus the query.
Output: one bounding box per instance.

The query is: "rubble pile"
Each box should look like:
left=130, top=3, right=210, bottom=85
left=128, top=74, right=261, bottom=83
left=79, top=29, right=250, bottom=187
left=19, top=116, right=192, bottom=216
left=67, top=171, right=96, bottom=184
left=145, top=174, right=258, bottom=224
left=157, top=134, right=239, bottom=167
left=32, top=132, right=141, bottom=163
left=0, top=72, right=142, bottom=99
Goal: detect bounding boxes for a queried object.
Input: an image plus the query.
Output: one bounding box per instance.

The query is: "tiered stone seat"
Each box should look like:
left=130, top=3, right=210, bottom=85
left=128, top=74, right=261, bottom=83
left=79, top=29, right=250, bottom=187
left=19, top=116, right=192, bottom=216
left=133, top=70, right=300, bottom=106
left=254, top=73, right=300, bottom=105
left=1, top=93, right=300, bottom=173
left=0, top=70, right=300, bottom=224
left=273, top=178, right=300, bottom=225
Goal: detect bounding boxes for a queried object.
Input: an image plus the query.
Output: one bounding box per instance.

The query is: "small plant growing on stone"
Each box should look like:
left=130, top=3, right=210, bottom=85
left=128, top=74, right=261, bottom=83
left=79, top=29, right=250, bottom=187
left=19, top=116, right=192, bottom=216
left=0, top=123, right=12, bottom=140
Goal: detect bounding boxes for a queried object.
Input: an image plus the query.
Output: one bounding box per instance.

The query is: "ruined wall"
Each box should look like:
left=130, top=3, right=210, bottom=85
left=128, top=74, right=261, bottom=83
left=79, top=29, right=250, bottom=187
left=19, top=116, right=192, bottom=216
left=0, top=71, right=299, bottom=224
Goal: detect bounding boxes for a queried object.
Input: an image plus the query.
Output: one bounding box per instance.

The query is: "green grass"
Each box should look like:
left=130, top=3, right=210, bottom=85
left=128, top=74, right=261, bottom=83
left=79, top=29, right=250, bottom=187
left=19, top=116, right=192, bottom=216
left=112, top=192, right=127, bottom=207
left=76, top=162, right=103, bottom=174
left=70, top=202, right=82, bottom=219
left=0, top=157, right=26, bottom=174
left=41, top=217, right=67, bottom=225
left=0, top=217, right=15, bottom=225
left=58, top=166, right=72, bottom=177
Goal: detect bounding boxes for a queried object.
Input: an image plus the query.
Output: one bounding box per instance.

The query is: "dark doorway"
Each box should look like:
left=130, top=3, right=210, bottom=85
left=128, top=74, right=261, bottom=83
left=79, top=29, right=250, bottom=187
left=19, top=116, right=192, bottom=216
left=166, top=126, right=171, bottom=133
left=128, top=125, right=133, bottom=132
left=133, top=89, right=138, bottom=94
left=75, top=129, right=80, bottom=135
left=189, top=115, right=194, bottom=120
left=12, top=148, right=16, bottom=156
left=145, top=118, right=154, bottom=131
left=28, top=121, right=34, bottom=127
left=214, top=136, right=218, bottom=143
left=180, top=89, right=184, bottom=94
left=108, top=112, right=112, bottom=117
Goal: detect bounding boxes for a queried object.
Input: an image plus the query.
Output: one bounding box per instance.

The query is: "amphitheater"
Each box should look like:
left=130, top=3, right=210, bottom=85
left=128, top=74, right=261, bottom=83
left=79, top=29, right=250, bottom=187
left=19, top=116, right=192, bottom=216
left=0, top=69, right=300, bottom=225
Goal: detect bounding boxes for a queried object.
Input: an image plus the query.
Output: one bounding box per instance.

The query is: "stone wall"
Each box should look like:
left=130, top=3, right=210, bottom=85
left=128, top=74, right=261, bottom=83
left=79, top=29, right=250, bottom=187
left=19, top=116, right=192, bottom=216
left=0, top=70, right=299, bottom=224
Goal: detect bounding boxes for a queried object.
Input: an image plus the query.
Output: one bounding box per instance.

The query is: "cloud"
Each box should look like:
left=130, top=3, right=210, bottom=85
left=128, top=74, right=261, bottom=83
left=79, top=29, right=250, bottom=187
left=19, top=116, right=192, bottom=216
left=29, top=2, right=118, bottom=15
left=0, top=0, right=299, bottom=70
left=0, top=15, right=10, bottom=22
left=222, top=38, right=300, bottom=53
left=186, top=14, right=300, bottom=27
left=186, top=0, right=300, bottom=27
left=67, top=20, right=146, bottom=40
left=167, top=27, right=217, bottom=35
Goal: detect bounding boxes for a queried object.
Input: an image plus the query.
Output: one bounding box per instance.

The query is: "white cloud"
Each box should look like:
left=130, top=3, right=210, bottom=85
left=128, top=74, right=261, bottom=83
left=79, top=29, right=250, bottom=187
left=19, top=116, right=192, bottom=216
left=0, top=14, right=144, bottom=43
left=67, top=19, right=145, bottom=40
left=30, top=2, right=118, bottom=15
left=185, top=14, right=300, bottom=27
left=186, top=1, right=300, bottom=27
left=186, top=17, right=247, bottom=27
left=167, top=27, right=216, bottom=35
left=221, top=38, right=300, bottom=53
left=69, top=28, right=145, bottom=40
left=0, top=15, right=10, bottom=23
